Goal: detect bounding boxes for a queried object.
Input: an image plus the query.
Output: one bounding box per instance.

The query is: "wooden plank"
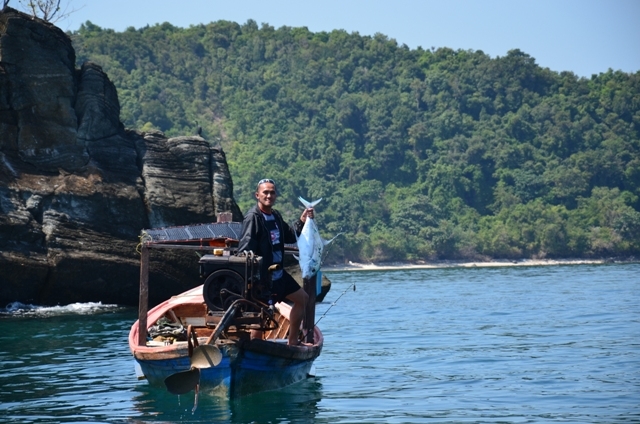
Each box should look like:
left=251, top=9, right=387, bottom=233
left=137, top=246, right=149, bottom=346
left=172, top=303, right=207, bottom=319
left=275, top=315, right=288, bottom=339
left=264, top=313, right=288, bottom=340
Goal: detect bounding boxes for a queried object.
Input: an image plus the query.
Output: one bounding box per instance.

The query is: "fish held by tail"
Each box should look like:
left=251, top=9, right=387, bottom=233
left=296, top=197, right=336, bottom=279
left=298, top=197, right=322, bottom=209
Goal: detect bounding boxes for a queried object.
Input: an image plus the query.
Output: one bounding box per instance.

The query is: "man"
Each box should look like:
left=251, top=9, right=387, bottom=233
left=237, top=178, right=314, bottom=345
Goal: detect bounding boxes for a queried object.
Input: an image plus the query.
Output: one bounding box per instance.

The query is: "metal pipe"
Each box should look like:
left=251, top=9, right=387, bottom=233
left=303, top=275, right=316, bottom=344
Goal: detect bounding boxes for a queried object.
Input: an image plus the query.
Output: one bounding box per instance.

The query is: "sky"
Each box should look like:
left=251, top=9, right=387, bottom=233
left=43, top=0, right=640, bottom=78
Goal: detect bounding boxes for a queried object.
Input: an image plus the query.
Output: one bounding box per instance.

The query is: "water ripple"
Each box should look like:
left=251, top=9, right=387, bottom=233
left=0, top=264, right=638, bottom=423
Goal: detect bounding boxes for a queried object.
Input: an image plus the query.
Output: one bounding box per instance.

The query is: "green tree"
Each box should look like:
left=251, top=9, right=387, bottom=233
left=70, top=21, right=640, bottom=262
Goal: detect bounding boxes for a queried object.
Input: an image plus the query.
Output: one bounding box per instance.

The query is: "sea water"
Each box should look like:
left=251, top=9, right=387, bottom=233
left=0, top=263, right=638, bottom=423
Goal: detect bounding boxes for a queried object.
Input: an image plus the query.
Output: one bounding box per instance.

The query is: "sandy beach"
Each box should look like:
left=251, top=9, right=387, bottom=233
left=323, top=257, right=638, bottom=272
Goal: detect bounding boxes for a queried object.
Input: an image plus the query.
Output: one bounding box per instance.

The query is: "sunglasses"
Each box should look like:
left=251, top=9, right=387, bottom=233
left=256, top=178, right=277, bottom=192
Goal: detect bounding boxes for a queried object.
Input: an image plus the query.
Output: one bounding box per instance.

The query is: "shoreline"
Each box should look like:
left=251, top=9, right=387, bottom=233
left=323, top=257, right=639, bottom=272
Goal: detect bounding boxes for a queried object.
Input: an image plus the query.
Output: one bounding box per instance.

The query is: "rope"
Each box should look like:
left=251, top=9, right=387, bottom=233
left=136, top=231, right=152, bottom=255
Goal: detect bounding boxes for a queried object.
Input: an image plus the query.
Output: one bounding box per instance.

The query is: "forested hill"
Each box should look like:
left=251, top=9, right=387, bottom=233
left=70, top=20, right=640, bottom=262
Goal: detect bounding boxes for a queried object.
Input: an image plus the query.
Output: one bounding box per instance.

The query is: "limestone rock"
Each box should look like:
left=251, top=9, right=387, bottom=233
left=0, top=7, right=85, bottom=171
left=0, top=8, right=245, bottom=307
left=135, top=132, right=242, bottom=228
left=76, top=61, right=123, bottom=142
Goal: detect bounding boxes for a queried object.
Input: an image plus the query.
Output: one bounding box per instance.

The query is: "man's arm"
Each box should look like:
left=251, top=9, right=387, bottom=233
left=237, top=214, right=259, bottom=252
left=283, top=207, right=314, bottom=241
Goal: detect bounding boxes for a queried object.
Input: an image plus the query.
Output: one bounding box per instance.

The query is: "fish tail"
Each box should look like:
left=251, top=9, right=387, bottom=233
left=298, top=196, right=322, bottom=209
left=323, top=232, right=343, bottom=246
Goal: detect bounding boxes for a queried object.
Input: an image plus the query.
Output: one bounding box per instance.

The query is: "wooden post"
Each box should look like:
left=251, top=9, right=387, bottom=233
left=216, top=212, right=232, bottom=223
left=303, top=275, right=316, bottom=344
left=137, top=245, right=149, bottom=346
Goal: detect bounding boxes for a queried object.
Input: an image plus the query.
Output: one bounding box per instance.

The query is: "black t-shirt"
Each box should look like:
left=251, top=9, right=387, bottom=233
left=262, top=212, right=283, bottom=280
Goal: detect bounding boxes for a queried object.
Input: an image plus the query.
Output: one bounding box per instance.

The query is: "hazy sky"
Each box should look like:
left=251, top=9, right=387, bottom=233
left=48, top=0, right=639, bottom=78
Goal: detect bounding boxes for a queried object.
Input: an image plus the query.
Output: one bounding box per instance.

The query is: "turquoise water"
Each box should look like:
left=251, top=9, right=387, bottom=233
left=1, top=264, right=638, bottom=423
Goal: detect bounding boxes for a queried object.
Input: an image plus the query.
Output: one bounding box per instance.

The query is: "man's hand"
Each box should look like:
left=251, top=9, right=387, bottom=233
left=300, top=208, right=314, bottom=223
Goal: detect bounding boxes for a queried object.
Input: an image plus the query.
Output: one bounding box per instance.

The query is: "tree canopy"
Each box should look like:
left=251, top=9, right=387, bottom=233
left=71, top=20, right=640, bottom=263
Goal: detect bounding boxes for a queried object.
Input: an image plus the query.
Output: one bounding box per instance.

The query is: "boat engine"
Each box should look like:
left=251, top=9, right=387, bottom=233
left=199, top=252, right=264, bottom=311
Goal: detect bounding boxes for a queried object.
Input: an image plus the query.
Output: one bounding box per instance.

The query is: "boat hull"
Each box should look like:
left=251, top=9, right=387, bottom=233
left=136, top=355, right=232, bottom=390
left=231, top=350, right=315, bottom=397
left=135, top=344, right=319, bottom=397
left=129, top=285, right=323, bottom=397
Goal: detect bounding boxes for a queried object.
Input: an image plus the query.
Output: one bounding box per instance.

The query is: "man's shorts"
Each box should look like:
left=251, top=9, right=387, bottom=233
left=270, top=271, right=301, bottom=303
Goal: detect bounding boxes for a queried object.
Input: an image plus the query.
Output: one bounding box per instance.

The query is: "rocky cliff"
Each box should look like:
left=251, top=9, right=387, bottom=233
left=0, top=8, right=244, bottom=307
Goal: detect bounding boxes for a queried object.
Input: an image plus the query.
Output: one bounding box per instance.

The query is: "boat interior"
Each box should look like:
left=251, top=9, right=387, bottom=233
left=147, top=300, right=293, bottom=345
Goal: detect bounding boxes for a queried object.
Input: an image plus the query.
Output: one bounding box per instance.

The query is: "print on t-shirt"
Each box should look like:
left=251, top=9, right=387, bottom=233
left=270, top=228, right=281, bottom=245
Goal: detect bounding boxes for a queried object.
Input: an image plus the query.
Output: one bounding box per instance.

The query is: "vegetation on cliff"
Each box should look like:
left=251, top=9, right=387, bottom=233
left=70, top=20, right=640, bottom=262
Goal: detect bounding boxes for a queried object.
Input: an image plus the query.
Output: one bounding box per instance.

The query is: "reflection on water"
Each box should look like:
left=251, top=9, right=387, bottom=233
left=130, top=376, right=323, bottom=423
left=229, top=378, right=323, bottom=423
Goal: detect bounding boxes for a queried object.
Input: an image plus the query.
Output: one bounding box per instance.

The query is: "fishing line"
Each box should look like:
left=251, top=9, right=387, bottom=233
left=320, top=231, right=344, bottom=265
left=315, top=281, right=356, bottom=326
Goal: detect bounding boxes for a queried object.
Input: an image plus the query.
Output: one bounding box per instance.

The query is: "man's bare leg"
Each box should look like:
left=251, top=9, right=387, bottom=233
left=286, top=288, right=308, bottom=345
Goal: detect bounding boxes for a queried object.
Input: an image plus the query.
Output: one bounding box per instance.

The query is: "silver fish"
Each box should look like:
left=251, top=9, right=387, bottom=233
left=296, top=197, right=333, bottom=279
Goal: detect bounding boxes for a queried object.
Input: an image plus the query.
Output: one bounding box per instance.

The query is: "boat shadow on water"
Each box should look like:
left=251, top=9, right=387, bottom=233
left=132, top=376, right=324, bottom=422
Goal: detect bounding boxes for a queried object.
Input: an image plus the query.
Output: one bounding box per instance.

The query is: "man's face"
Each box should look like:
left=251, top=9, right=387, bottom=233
left=256, top=182, right=277, bottom=210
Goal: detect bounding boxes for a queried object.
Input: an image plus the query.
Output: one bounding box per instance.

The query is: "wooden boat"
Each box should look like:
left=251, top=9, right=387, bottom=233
left=128, top=221, right=323, bottom=398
